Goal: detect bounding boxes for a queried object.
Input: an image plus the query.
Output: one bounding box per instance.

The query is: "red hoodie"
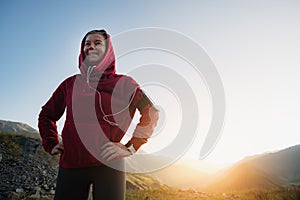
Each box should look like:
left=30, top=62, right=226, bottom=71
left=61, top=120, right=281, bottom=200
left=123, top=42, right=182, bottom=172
left=38, top=30, right=159, bottom=168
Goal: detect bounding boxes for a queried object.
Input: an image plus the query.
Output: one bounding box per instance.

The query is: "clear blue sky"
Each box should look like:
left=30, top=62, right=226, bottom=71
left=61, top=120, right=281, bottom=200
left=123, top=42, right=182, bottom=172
left=1, top=0, right=300, bottom=165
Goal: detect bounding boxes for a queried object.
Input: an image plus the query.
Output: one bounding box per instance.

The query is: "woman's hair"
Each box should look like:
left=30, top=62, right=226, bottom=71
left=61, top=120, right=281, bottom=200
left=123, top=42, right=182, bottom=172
left=81, top=29, right=108, bottom=60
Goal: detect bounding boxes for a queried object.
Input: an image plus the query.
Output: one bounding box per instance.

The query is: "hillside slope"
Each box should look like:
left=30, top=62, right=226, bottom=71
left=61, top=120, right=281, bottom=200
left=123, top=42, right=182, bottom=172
left=126, top=173, right=169, bottom=191
left=204, top=162, right=283, bottom=192
left=243, top=145, right=300, bottom=184
left=0, top=133, right=58, bottom=199
left=0, top=120, right=39, bottom=137
left=0, top=131, right=166, bottom=199
left=204, top=145, right=300, bottom=192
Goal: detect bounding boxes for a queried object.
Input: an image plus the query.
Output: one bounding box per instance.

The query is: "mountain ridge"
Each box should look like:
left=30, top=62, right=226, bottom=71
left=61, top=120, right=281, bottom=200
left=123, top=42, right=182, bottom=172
left=204, top=162, right=284, bottom=192
left=242, top=144, right=300, bottom=184
left=203, top=144, right=300, bottom=192
left=0, top=119, right=39, bottom=138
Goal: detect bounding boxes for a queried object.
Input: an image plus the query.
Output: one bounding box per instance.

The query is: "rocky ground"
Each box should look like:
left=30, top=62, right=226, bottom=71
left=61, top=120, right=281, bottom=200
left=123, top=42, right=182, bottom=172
left=0, top=133, right=58, bottom=199
left=0, top=132, right=164, bottom=200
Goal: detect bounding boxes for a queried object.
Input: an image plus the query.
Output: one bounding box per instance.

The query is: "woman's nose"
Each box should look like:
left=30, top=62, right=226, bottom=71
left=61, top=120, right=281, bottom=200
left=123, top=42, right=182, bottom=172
left=88, top=43, right=95, bottom=50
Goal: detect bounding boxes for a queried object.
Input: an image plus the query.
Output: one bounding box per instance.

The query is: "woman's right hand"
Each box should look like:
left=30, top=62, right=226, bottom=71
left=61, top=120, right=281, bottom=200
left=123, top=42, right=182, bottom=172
left=51, top=142, right=64, bottom=155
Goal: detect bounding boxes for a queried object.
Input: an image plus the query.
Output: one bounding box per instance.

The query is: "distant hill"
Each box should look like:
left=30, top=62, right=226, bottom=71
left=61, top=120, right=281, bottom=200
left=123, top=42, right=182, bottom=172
left=204, top=162, right=283, bottom=192
left=0, top=119, right=39, bottom=137
left=243, top=145, right=300, bottom=185
left=126, top=143, right=300, bottom=193
left=126, top=173, right=169, bottom=191
left=204, top=145, right=300, bottom=192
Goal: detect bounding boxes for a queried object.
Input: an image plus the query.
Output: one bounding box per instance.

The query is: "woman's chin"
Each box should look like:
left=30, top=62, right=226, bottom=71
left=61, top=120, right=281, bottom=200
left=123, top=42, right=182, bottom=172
left=84, top=58, right=101, bottom=66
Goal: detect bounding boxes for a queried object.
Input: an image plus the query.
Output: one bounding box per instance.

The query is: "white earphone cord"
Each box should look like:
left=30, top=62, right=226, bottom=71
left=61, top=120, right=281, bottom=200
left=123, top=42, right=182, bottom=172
left=86, top=66, right=138, bottom=126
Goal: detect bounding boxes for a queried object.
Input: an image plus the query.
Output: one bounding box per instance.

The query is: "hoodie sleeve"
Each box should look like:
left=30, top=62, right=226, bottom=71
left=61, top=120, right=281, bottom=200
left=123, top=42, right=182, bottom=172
left=38, top=80, right=67, bottom=154
left=125, top=89, right=159, bottom=151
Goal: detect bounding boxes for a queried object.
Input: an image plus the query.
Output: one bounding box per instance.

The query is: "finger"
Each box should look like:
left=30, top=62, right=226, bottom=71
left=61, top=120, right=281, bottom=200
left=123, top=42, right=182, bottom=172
left=101, top=142, right=114, bottom=150
left=51, top=150, right=57, bottom=155
left=100, top=145, right=116, bottom=158
left=51, top=149, right=60, bottom=155
left=106, top=152, right=119, bottom=162
left=107, top=147, right=130, bottom=161
left=100, top=150, right=111, bottom=159
left=101, top=148, right=117, bottom=160
left=51, top=146, right=57, bottom=155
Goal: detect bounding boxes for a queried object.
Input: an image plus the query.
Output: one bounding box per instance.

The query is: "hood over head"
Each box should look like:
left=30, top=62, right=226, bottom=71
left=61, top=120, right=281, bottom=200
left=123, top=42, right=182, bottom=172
left=79, top=29, right=116, bottom=85
left=76, top=29, right=141, bottom=127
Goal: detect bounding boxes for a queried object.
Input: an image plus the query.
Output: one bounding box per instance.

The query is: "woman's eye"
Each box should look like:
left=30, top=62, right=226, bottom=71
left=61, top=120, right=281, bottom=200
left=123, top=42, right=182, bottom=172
left=96, top=42, right=103, bottom=46
left=85, top=43, right=90, bottom=46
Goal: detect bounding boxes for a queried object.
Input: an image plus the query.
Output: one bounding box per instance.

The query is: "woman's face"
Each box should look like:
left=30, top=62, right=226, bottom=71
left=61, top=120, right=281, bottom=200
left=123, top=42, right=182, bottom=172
left=83, top=33, right=107, bottom=65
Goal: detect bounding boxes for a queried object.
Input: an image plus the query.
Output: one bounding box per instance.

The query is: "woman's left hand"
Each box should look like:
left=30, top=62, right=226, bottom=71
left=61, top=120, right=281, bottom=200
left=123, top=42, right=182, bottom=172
left=100, top=142, right=132, bottom=162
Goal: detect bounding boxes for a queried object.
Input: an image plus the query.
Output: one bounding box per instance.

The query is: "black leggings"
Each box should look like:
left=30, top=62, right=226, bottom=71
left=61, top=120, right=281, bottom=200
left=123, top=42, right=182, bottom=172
left=54, top=165, right=125, bottom=200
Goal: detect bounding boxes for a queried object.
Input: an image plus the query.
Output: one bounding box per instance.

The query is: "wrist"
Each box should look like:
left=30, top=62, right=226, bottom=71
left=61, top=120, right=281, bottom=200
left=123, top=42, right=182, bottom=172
left=125, top=141, right=137, bottom=154
left=126, top=144, right=136, bottom=154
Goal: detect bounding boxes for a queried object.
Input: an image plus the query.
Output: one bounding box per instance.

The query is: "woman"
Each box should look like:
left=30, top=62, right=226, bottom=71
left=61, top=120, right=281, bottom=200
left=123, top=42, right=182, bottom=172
left=38, top=29, right=159, bottom=200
